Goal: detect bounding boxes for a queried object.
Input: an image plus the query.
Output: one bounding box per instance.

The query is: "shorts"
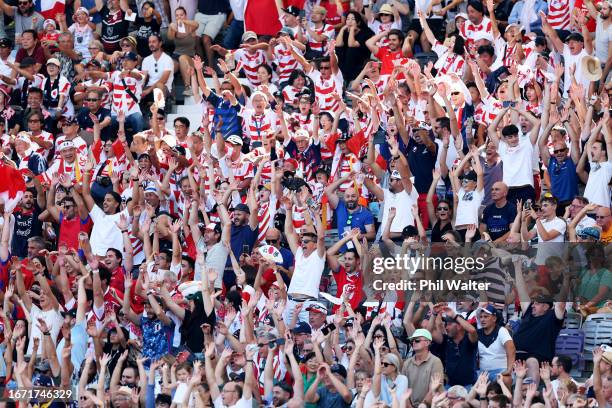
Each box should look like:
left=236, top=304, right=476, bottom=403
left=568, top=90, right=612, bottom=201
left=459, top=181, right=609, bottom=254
left=195, top=12, right=226, bottom=38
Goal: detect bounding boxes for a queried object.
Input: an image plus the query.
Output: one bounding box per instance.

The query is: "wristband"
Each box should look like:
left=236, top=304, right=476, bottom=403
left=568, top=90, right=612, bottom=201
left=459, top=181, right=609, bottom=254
left=92, top=269, right=99, bottom=274
left=120, top=229, right=128, bottom=233
left=246, top=360, right=254, bottom=363
left=393, top=155, right=400, bottom=160
left=43, top=332, right=50, bottom=336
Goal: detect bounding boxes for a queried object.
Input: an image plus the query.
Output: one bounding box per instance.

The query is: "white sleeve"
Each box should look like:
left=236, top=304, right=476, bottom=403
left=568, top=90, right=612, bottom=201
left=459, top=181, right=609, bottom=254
left=498, top=327, right=513, bottom=344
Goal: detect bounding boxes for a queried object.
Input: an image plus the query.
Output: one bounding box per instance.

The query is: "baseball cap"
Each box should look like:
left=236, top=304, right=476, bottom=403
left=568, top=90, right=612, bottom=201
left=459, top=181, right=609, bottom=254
left=306, top=302, right=328, bottom=314
left=242, top=31, right=258, bottom=42
left=461, top=170, right=478, bottom=182
left=58, top=140, right=76, bottom=151
left=534, top=294, right=554, bottom=307
left=61, top=308, right=77, bottom=318
left=205, top=223, right=222, bottom=234
left=161, top=134, right=177, bottom=148
left=143, top=182, right=159, bottom=194
left=454, top=13, right=468, bottom=21
left=61, top=116, right=78, bottom=126
left=226, top=135, right=243, bottom=145
left=20, top=57, right=36, bottom=68
left=402, top=225, right=419, bottom=238
left=285, top=158, right=299, bottom=169
left=293, top=129, right=310, bottom=139
left=277, top=26, right=295, bottom=38
left=577, top=226, right=600, bottom=241
left=282, top=5, right=301, bottom=16
left=479, top=304, right=497, bottom=315
left=409, top=328, right=432, bottom=341
left=85, top=59, right=103, bottom=69
left=390, top=170, right=402, bottom=180
left=46, top=58, right=61, bottom=67
left=124, top=52, right=138, bottom=61
left=473, top=31, right=494, bottom=42
left=44, top=19, right=56, bottom=28
left=234, top=203, right=251, bottom=214
left=330, top=364, right=347, bottom=378
left=15, top=133, right=30, bottom=143
left=565, top=32, right=584, bottom=43
left=76, top=6, right=89, bottom=15
left=292, top=321, right=312, bottom=334
left=0, top=38, right=12, bottom=48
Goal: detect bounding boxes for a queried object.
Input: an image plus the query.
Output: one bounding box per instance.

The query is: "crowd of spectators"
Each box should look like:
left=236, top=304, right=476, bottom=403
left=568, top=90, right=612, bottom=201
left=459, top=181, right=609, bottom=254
left=0, top=0, right=610, bottom=407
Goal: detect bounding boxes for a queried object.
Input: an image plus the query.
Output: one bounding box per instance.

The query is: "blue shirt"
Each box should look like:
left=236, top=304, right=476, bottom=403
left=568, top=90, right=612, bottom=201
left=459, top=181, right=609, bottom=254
left=334, top=201, right=374, bottom=251
left=548, top=157, right=578, bottom=202
left=206, top=91, right=244, bottom=138
left=142, top=315, right=174, bottom=361
left=482, top=201, right=517, bottom=241
left=76, top=107, right=113, bottom=139
left=509, top=0, right=548, bottom=31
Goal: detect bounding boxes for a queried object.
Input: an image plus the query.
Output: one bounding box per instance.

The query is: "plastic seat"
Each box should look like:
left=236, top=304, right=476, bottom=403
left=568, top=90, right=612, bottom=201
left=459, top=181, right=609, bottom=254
left=555, top=328, right=585, bottom=369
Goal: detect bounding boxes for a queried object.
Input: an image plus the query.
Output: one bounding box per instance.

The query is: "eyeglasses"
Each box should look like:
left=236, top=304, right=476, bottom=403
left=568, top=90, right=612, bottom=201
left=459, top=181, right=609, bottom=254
left=451, top=91, right=460, bottom=95
left=595, top=215, right=608, bottom=219
left=86, top=98, right=99, bottom=102
left=157, top=116, right=165, bottom=121
left=267, top=238, right=279, bottom=244
left=301, top=238, right=315, bottom=244
left=381, top=362, right=393, bottom=367
left=437, top=206, right=449, bottom=211
left=222, top=389, right=237, bottom=393
left=553, top=148, right=567, bottom=154
left=18, top=1, right=29, bottom=5
left=64, top=204, right=74, bottom=209
left=28, top=118, right=40, bottom=122
left=320, top=65, right=331, bottom=70
left=341, top=345, right=353, bottom=352
left=411, top=338, right=425, bottom=343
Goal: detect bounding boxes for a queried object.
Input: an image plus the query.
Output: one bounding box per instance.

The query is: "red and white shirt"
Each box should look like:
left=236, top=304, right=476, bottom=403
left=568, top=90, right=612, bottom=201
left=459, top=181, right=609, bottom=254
left=282, top=85, right=307, bottom=106
left=107, top=70, right=144, bottom=115
left=306, top=22, right=335, bottom=54
left=53, top=135, right=88, bottom=162
left=308, top=69, right=344, bottom=112
left=432, top=42, right=466, bottom=76
left=460, top=16, right=493, bottom=55
left=29, top=131, right=54, bottom=160
left=241, top=108, right=278, bottom=146
left=232, top=48, right=268, bottom=87
left=547, top=0, right=571, bottom=30
left=273, top=43, right=302, bottom=83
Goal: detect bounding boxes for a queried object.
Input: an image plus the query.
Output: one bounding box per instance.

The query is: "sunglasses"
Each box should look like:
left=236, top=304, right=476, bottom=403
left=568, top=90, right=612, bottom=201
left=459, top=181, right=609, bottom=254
left=301, top=238, right=315, bottom=244
left=267, top=238, right=279, bottom=244
left=411, top=338, right=425, bottom=343
left=381, top=362, right=393, bottom=367
left=451, top=91, right=460, bottom=95
left=157, top=116, right=165, bottom=121
left=86, top=98, right=99, bottom=102
left=341, top=345, right=354, bottom=352
left=595, top=215, right=608, bottom=219
left=437, top=206, right=449, bottom=211
left=320, top=65, right=331, bottom=70
left=28, top=119, right=41, bottom=122
left=18, top=1, right=29, bottom=5
left=553, top=148, right=567, bottom=154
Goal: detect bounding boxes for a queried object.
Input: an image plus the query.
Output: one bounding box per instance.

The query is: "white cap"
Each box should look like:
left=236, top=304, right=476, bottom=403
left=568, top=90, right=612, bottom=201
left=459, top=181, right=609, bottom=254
left=293, top=129, right=310, bottom=139
left=473, top=31, right=494, bottom=42
left=59, top=140, right=76, bottom=151
left=161, top=134, right=177, bottom=148
left=226, top=135, right=243, bottom=146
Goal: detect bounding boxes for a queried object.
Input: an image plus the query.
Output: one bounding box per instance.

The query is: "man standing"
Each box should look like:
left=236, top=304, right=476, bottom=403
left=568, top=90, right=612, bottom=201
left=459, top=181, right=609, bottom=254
left=481, top=182, right=517, bottom=242
left=0, top=0, right=44, bottom=45
left=401, top=329, right=444, bottom=406
left=324, top=173, right=375, bottom=244
left=513, top=258, right=566, bottom=385
left=579, top=116, right=611, bottom=208
left=326, top=230, right=366, bottom=310
left=431, top=306, right=479, bottom=387
left=365, top=29, right=411, bottom=76
left=11, top=187, right=45, bottom=258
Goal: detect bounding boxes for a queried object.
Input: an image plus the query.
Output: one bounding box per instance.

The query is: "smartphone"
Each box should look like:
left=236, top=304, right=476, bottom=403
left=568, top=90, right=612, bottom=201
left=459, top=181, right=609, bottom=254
left=502, top=101, right=516, bottom=108
left=523, top=199, right=532, bottom=210
left=299, top=9, right=306, bottom=18
left=344, top=318, right=354, bottom=327
left=275, top=338, right=286, bottom=346
left=242, top=245, right=250, bottom=255
left=321, top=323, right=336, bottom=336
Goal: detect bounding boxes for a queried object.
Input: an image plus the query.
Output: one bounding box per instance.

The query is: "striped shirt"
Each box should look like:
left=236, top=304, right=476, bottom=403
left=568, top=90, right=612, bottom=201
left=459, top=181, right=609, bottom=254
left=272, top=44, right=301, bottom=83
left=308, top=69, right=344, bottom=112
left=547, top=0, right=571, bottom=30
left=241, top=108, right=278, bottom=146
left=306, top=22, right=335, bottom=53
left=107, top=70, right=144, bottom=115
left=433, top=42, right=466, bottom=76
left=232, top=48, right=268, bottom=87
left=460, top=16, right=493, bottom=55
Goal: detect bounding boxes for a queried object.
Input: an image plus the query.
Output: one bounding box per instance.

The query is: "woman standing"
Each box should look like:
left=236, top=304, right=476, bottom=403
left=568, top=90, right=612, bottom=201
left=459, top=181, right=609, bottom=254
left=168, top=7, right=199, bottom=96
left=335, top=11, right=374, bottom=83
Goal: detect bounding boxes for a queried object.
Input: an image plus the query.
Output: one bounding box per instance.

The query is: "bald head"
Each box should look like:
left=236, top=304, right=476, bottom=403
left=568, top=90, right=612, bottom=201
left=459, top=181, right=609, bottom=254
left=596, top=207, right=611, bottom=227
left=265, top=228, right=282, bottom=246
left=491, top=182, right=508, bottom=203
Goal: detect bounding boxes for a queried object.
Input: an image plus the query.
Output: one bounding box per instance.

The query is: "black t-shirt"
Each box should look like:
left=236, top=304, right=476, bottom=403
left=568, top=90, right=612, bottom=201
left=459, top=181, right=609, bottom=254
left=100, top=6, right=129, bottom=53
left=431, top=221, right=454, bottom=242
left=181, top=307, right=215, bottom=353
left=442, top=333, right=478, bottom=386
left=76, top=107, right=112, bottom=139
left=482, top=201, right=517, bottom=241
left=513, top=305, right=564, bottom=361
left=134, top=17, right=161, bottom=57
left=11, top=205, right=43, bottom=258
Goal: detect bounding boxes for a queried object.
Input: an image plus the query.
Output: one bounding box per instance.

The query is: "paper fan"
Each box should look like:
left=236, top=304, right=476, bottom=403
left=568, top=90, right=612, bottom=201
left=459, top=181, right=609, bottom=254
left=258, top=245, right=284, bottom=263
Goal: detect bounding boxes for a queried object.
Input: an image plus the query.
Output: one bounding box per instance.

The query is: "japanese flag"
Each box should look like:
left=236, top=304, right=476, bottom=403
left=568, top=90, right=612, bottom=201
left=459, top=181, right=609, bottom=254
left=0, top=162, right=26, bottom=212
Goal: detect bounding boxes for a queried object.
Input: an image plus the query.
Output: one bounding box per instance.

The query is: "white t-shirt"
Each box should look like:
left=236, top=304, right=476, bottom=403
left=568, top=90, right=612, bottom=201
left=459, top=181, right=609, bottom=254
left=537, top=216, right=566, bottom=243
left=562, top=44, right=590, bottom=97
left=583, top=161, right=612, bottom=208
left=213, top=395, right=253, bottom=408
left=455, top=188, right=483, bottom=226
left=478, top=326, right=513, bottom=370
left=595, top=17, right=612, bottom=63
left=142, top=52, right=175, bottom=91
left=498, top=138, right=534, bottom=187
left=0, top=55, right=15, bottom=80
left=89, top=206, right=130, bottom=256
left=287, top=247, right=325, bottom=298
left=380, top=187, right=419, bottom=233
left=27, top=305, right=63, bottom=355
